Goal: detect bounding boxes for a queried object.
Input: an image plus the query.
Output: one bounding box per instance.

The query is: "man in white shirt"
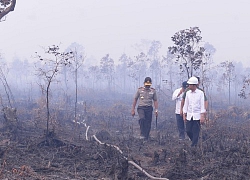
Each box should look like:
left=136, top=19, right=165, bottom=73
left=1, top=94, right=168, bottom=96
left=183, top=77, right=206, bottom=147
left=172, top=81, right=188, bottom=140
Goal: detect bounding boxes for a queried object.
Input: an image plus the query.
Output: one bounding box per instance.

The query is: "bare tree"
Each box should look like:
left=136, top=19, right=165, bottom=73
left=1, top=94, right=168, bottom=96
left=118, top=53, right=132, bottom=90
left=148, top=40, right=162, bottom=87
left=0, top=66, right=15, bottom=107
left=88, top=65, right=102, bottom=89
left=100, top=54, right=114, bottom=91
left=220, top=61, right=235, bottom=105
left=200, top=43, right=216, bottom=90
left=0, top=0, right=16, bottom=21
left=127, top=52, right=148, bottom=89
left=65, top=43, right=85, bottom=127
left=162, top=52, right=177, bottom=93
left=35, top=45, right=74, bottom=139
left=0, top=55, right=15, bottom=107
left=199, top=43, right=216, bottom=117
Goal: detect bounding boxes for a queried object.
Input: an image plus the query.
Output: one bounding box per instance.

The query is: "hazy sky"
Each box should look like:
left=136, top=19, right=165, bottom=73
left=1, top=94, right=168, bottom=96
left=1, top=0, right=250, bottom=67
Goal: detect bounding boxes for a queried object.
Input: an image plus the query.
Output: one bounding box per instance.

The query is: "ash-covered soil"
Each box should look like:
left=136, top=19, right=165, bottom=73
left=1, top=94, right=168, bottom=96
left=1, top=108, right=250, bottom=180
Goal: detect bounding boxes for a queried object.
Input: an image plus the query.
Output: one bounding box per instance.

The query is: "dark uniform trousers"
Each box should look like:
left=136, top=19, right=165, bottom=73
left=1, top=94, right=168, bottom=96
left=176, top=114, right=185, bottom=139
left=137, top=106, right=153, bottom=139
left=186, top=118, right=201, bottom=147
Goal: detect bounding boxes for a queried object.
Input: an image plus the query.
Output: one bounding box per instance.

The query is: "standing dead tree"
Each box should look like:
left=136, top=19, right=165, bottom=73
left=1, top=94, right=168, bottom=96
left=127, top=52, right=148, bottom=89
left=35, top=45, right=74, bottom=140
left=0, top=62, right=17, bottom=139
left=148, top=40, right=162, bottom=87
left=100, top=54, right=115, bottom=91
left=0, top=66, right=15, bottom=108
left=219, top=61, right=235, bottom=105
left=162, top=52, right=176, bottom=93
left=65, top=44, right=85, bottom=131
left=0, top=0, right=16, bottom=21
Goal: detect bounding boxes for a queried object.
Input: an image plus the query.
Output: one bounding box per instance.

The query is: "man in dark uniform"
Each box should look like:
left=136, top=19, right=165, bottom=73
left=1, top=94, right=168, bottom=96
left=131, top=77, right=158, bottom=140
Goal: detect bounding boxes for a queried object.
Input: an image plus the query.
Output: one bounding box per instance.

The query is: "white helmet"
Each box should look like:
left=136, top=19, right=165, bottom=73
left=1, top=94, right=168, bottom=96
left=187, top=76, right=198, bottom=85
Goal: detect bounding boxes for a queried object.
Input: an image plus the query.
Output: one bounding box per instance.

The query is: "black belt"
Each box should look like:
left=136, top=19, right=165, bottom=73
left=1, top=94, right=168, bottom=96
left=138, top=105, right=152, bottom=108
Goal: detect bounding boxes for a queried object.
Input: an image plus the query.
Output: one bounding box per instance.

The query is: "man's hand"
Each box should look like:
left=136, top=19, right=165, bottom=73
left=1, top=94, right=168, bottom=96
left=183, top=113, right=187, bottom=122
left=155, top=109, right=158, bottom=117
left=179, top=88, right=184, bottom=94
left=180, top=109, right=183, bottom=116
left=200, top=113, right=205, bottom=124
left=131, top=109, right=135, bottom=117
left=203, top=111, right=207, bottom=120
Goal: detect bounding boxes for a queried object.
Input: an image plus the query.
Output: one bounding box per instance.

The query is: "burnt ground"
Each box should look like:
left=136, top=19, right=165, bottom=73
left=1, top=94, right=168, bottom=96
left=0, top=106, right=250, bottom=180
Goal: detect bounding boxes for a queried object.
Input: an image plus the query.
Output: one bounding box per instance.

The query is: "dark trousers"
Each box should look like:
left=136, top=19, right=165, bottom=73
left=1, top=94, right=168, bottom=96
left=176, top=114, right=185, bottom=139
left=137, top=106, right=153, bottom=139
left=186, top=118, right=201, bottom=146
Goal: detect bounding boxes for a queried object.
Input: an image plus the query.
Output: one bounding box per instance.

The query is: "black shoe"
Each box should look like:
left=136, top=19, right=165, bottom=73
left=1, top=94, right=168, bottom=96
left=191, top=144, right=197, bottom=147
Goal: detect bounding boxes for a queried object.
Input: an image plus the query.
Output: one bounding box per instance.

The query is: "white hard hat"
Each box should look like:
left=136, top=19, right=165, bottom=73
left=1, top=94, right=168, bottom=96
left=187, top=76, right=198, bottom=85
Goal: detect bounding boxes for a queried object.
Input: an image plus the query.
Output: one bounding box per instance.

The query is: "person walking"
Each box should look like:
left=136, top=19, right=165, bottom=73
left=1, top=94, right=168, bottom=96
left=180, top=76, right=208, bottom=115
left=131, top=77, right=158, bottom=140
left=183, top=76, right=206, bottom=147
left=172, top=81, right=188, bottom=140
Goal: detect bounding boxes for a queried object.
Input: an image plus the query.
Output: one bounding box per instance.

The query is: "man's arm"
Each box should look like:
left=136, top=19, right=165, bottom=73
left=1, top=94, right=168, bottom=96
left=172, top=88, right=183, bottom=100
left=200, top=92, right=206, bottom=123
left=182, top=97, right=188, bottom=122
left=131, top=98, right=137, bottom=116
left=203, top=92, right=208, bottom=111
left=180, top=98, right=185, bottom=116
left=172, top=89, right=178, bottom=100
left=205, top=100, right=208, bottom=111
left=180, top=89, right=188, bottom=116
left=154, top=100, right=158, bottom=116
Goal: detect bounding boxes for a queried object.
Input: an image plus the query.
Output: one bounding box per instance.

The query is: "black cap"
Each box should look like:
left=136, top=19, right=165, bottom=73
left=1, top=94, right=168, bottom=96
left=182, top=81, right=188, bottom=89
left=144, top=77, right=152, bottom=85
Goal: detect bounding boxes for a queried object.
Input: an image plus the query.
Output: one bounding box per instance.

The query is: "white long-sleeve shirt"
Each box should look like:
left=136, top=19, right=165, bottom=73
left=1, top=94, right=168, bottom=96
left=172, top=87, right=183, bottom=114
left=183, top=88, right=206, bottom=120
